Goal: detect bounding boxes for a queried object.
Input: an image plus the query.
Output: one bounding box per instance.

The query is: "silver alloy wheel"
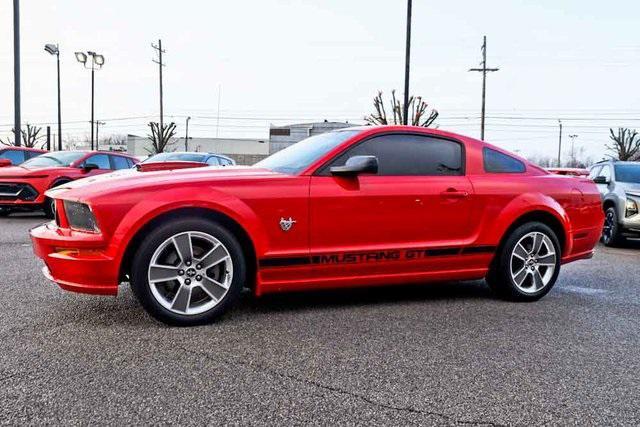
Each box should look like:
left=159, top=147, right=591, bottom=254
left=509, top=231, right=556, bottom=294
left=147, top=231, right=233, bottom=315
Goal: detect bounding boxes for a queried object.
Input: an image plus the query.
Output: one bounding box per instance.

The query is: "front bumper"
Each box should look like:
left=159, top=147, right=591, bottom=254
left=30, top=222, right=119, bottom=295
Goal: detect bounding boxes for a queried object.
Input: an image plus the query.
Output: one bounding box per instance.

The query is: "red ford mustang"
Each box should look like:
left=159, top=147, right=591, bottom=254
left=30, top=126, right=604, bottom=325
left=0, top=150, right=138, bottom=217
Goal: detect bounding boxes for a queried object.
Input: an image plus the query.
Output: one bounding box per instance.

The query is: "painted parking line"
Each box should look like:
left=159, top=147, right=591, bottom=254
left=558, top=285, right=608, bottom=296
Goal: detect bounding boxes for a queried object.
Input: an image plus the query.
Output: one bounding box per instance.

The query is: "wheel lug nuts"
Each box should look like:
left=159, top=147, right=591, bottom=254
left=196, top=264, right=202, bottom=269
left=178, top=270, right=184, bottom=275
left=186, top=261, right=192, bottom=266
left=185, top=279, right=191, bottom=285
left=196, top=275, right=202, bottom=281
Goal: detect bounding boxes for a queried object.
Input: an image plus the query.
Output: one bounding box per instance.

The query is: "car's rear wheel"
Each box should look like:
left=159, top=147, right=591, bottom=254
left=130, top=217, right=245, bottom=326
left=0, top=208, right=10, bottom=217
left=602, top=206, right=623, bottom=247
left=487, top=222, right=561, bottom=301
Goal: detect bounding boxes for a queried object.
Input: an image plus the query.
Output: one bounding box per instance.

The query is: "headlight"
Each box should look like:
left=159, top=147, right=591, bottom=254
left=626, top=197, right=638, bottom=218
left=63, top=201, right=99, bottom=232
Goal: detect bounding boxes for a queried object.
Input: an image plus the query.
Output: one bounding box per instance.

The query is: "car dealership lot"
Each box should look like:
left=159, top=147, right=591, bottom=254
left=1, top=216, right=638, bottom=425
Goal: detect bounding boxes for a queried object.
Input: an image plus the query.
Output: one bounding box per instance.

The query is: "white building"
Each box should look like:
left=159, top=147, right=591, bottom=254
left=269, top=121, right=352, bottom=154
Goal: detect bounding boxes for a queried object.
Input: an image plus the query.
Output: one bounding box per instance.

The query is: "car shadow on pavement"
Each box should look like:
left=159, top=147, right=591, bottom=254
left=236, top=279, right=493, bottom=316
left=47, top=280, right=493, bottom=327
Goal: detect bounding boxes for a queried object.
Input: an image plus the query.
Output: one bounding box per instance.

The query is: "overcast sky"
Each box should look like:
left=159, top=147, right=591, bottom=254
left=1, top=0, right=639, bottom=162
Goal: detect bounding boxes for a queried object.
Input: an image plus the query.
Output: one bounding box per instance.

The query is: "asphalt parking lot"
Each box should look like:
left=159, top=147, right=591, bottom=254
left=1, top=215, right=639, bottom=425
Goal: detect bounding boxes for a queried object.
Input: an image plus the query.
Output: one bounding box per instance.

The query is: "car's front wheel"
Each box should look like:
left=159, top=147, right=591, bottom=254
left=130, top=217, right=246, bottom=326
left=487, top=222, right=561, bottom=301
left=602, top=206, right=623, bottom=247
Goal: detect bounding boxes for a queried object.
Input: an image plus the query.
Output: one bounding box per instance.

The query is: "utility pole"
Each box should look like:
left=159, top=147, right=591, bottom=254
left=469, top=36, right=499, bottom=140
left=402, top=0, right=412, bottom=125
left=13, top=0, right=21, bottom=146
left=96, top=121, right=105, bottom=150
left=185, top=116, right=191, bottom=151
left=152, top=40, right=166, bottom=133
left=569, top=134, right=578, bottom=166
left=216, top=84, right=222, bottom=138
left=557, top=120, right=563, bottom=167
left=46, top=126, right=51, bottom=151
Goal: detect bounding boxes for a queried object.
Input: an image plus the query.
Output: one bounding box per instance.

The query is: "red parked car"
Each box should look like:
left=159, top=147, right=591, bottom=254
left=30, top=126, right=603, bottom=325
left=0, top=150, right=138, bottom=217
left=0, top=146, right=47, bottom=166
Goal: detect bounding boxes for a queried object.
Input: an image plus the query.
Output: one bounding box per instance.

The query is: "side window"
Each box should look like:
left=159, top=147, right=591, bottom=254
left=126, top=158, right=135, bottom=168
left=111, top=155, right=130, bottom=170
left=588, top=166, right=602, bottom=180
left=483, top=148, right=526, bottom=173
left=0, top=150, right=25, bottom=165
left=26, top=151, right=42, bottom=160
left=323, top=134, right=463, bottom=176
left=600, top=165, right=611, bottom=181
left=83, top=154, right=111, bottom=170
left=220, top=158, right=233, bottom=166
left=206, top=157, right=220, bottom=166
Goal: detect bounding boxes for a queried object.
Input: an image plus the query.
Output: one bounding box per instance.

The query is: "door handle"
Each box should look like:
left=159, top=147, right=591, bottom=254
left=440, top=188, right=469, bottom=199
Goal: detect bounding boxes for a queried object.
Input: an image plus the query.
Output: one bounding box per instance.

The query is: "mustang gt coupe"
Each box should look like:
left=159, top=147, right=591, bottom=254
left=30, top=126, right=604, bottom=325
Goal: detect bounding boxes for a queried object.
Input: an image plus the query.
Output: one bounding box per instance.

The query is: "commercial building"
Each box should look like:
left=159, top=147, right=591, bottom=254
left=269, top=121, right=352, bottom=154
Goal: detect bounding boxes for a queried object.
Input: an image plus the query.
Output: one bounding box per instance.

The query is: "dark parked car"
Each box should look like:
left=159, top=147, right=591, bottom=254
left=138, top=152, right=235, bottom=171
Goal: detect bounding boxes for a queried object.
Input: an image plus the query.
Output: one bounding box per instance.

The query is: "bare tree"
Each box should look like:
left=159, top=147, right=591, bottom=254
left=606, top=127, right=640, bottom=161
left=146, top=121, right=177, bottom=154
left=365, top=90, right=439, bottom=127
left=0, top=124, right=46, bottom=148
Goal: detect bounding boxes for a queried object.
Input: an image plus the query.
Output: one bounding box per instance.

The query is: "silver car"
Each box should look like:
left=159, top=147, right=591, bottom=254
left=589, top=160, right=640, bottom=246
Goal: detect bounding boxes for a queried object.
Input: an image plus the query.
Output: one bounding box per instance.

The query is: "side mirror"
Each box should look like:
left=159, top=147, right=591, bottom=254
left=330, top=155, right=378, bottom=176
left=0, top=159, right=12, bottom=167
left=593, top=176, right=609, bottom=184
left=82, top=163, right=99, bottom=172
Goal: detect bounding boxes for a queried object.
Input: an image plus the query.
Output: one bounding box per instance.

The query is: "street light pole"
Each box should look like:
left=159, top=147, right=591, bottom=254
left=402, top=0, right=412, bottom=125
left=91, top=64, right=95, bottom=150
left=75, top=51, right=104, bottom=151
left=13, top=0, right=21, bottom=146
left=45, top=44, right=62, bottom=151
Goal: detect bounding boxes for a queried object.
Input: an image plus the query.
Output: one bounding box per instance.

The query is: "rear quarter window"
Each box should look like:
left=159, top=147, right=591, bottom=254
left=483, top=148, right=526, bottom=173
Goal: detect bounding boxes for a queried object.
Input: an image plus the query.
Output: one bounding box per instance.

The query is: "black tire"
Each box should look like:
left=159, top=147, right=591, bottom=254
left=0, top=209, right=10, bottom=217
left=130, top=217, right=246, bottom=326
left=601, top=206, right=624, bottom=247
left=486, top=222, right=561, bottom=302
left=43, top=180, right=69, bottom=219
left=43, top=197, right=56, bottom=219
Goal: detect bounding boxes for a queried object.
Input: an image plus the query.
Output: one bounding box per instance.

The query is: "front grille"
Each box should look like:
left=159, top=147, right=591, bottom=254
left=0, top=182, right=39, bottom=201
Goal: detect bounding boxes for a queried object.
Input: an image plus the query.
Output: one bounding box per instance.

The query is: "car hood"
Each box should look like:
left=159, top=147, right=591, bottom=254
left=620, top=182, right=640, bottom=196
left=0, top=165, right=67, bottom=178
left=49, top=166, right=283, bottom=202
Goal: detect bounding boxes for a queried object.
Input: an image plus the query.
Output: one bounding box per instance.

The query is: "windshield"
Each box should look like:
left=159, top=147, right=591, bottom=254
left=255, top=130, right=360, bottom=174
left=144, top=153, right=208, bottom=163
left=21, top=152, right=85, bottom=168
left=615, top=163, right=640, bottom=183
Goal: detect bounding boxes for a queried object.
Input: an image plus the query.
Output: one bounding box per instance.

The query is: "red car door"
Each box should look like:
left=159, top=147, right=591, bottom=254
left=308, top=133, right=474, bottom=283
